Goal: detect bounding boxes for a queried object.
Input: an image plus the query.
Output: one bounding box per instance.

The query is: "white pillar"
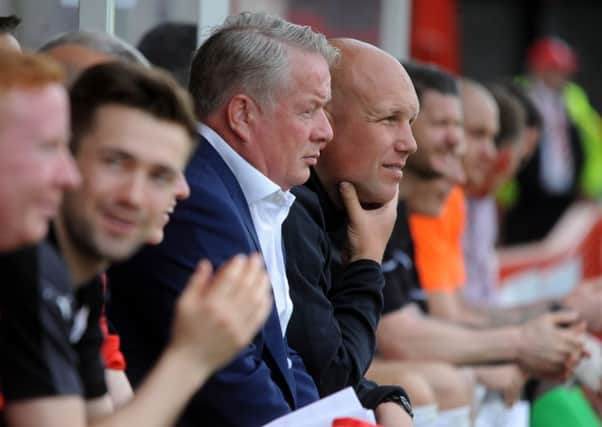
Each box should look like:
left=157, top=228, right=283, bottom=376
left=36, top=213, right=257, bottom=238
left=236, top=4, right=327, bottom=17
left=380, top=0, right=412, bottom=60
left=79, top=0, right=115, bottom=33
left=197, top=0, right=230, bottom=45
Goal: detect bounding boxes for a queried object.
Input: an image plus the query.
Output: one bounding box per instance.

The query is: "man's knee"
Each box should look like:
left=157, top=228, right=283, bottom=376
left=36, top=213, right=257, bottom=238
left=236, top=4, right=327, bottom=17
left=422, top=363, right=474, bottom=410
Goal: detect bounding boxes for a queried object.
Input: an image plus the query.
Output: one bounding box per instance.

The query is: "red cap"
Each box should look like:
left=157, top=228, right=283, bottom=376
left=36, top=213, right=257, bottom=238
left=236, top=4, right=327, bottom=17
left=527, top=37, right=578, bottom=74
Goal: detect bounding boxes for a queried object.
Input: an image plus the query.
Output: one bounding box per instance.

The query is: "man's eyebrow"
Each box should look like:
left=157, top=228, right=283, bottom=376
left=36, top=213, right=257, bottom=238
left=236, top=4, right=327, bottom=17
left=99, top=147, right=135, bottom=160
left=368, top=102, right=417, bottom=119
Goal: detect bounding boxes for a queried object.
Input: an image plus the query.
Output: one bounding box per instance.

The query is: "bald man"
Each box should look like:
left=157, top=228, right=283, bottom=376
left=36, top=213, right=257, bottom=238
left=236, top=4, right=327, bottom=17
left=461, top=80, right=500, bottom=198
left=283, top=38, right=417, bottom=427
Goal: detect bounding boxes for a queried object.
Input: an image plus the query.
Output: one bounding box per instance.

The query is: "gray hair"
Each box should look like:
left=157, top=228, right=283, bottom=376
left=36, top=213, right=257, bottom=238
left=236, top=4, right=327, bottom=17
left=39, top=30, right=149, bottom=67
left=189, top=12, right=338, bottom=119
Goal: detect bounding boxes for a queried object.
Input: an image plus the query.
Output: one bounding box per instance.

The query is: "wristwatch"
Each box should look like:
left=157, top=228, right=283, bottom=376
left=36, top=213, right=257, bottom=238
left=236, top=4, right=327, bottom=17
left=382, top=392, right=413, bottom=418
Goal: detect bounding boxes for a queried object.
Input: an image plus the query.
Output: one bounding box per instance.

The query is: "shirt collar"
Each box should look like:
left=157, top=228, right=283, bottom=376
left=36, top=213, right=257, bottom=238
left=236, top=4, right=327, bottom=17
left=199, top=123, right=284, bottom=205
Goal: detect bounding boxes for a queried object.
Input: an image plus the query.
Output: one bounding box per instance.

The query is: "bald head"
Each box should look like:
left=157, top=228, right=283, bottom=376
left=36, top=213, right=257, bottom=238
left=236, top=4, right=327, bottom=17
left=460, top=79, right=499, bottom=195
left=327, top=38, right=416, bottom=120
left=315, top=38, right=418, bottom=207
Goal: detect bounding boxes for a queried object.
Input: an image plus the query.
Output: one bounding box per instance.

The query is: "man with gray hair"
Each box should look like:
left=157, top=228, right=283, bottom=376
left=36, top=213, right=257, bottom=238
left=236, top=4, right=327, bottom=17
left=39, top=30, right=149, bottom=83
left=107, top=12, right=337, bottom=426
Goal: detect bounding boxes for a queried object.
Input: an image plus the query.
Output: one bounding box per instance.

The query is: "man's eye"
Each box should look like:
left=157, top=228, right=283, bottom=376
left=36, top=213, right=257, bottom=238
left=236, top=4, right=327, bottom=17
left=39, top=139, right=60, bottom=152
left=151, top=172, right=175, bottom=186
left=102, top=156, right=123, bottom=167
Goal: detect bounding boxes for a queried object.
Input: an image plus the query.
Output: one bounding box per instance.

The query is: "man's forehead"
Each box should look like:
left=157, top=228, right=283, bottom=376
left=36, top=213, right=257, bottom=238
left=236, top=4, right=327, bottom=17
left=287, top=50, right=331, bottom=90
left=0, top=83, right=67, bottom=119
left=81, top=106, right=189, bottom=167
left=356, top=71, right=417, bottom=113
left=464, top=92, right=499, bottom=128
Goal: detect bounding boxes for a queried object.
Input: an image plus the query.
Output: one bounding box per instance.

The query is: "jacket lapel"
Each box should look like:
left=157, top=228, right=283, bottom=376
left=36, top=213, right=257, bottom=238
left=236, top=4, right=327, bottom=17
left=200, top=136, right=299, bottom=407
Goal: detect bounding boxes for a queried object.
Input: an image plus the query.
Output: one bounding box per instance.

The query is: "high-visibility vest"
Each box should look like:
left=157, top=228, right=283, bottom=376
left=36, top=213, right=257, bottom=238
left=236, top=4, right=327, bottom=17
left=497, top=79, right=602, bottom=208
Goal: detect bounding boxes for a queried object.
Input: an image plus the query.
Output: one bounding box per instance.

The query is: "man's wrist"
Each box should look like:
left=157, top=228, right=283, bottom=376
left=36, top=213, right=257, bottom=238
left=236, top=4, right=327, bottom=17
left=163, top=344, right=211, bottom=386
left=349, top=247, right=385, bottom=263
left=380, top=392, right=413, bottom=418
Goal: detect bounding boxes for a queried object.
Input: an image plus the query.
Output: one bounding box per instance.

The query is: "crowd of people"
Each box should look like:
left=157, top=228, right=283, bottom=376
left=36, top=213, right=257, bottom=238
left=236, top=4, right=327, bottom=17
left=0, top=10, right=601, bottom=427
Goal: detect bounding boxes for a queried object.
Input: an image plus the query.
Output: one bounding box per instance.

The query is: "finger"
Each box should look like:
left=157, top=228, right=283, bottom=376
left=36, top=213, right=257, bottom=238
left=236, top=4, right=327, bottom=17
left=187, top=259, right=214, bottom=296
left=211, top=254, right=247, bottom=298
left=246, top=272, right=272, bottom=328
left=565, top=320, right=587, bottom=336
left=550, top=309, right=580, bottom=326
left=569, top=320, right=588, bottom=335
left=233, top=254, right=267, bottom=303
left=384, top=185, right=400, bottom=207
left=339, top=181, right=362, bottom=220
left=231, top=253, right=269, bottom=307
left=560, top=328, right=587, bottom=353
left=239, top=271, right=272, bottom=338
left=504, top=389, right=517, bottom=407
left=380, top=185, right=400, bottom=217
left=537, top=350, right=567, bottom=370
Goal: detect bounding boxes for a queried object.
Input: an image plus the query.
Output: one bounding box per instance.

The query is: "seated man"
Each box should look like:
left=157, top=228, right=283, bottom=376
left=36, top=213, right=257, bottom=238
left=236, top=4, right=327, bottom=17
left=366, top=61, right=474, bottom=427
left=372, top=63, right=585, bottom=417
left=41, top=28, right=162, bottom=407
left=421, top=79, right=601, bottom=334
left=0, top=60, right=271, bottom=427
left=0, top=52, right=79, bottom=252
left=107, top=12, right=338, bottom=427
left=411, top=80, right=525, bottom=327
left=283, top=38, right=417, bottom=427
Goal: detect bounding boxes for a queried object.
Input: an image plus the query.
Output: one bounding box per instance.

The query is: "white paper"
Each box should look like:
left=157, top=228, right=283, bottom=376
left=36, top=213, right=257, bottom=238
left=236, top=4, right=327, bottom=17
left=263, top=387, right=375, bottom=427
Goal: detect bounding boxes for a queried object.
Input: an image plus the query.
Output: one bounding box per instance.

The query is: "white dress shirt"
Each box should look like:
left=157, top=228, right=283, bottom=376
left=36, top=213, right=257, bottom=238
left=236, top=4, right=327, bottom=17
left=200, top=124, right=295, bottom=335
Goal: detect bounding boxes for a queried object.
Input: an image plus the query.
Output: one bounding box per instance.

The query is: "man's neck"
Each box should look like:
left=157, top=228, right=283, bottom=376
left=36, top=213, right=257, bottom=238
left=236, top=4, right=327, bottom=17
left=53, top=217, right=107, bottom=287
left=313, top=167, right=343, bottom=210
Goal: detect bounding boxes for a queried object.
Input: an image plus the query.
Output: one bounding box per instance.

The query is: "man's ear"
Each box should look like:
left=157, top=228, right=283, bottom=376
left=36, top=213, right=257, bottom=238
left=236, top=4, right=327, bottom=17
left=226, top=94, right=258, bottom=143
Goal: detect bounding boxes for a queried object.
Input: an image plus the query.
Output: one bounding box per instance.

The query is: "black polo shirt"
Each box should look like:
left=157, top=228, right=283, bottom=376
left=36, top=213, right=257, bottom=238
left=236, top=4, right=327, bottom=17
left=284, top=171, right=412, bottom=414
left=381, top=201, right=428, bottom=315
left=0, top=240, right=107, bottom=404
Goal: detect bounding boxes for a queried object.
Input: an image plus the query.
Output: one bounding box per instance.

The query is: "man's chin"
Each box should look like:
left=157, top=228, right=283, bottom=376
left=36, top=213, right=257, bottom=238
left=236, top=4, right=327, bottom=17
left=100, top=240, right=144, bottom=263
left=285, top=169, right=312, bottom=190
left=358, top=187, right=396, bottom=210
left=14, top=221, right=49, bottom=250
left=146, top=230, right=164, bottom=245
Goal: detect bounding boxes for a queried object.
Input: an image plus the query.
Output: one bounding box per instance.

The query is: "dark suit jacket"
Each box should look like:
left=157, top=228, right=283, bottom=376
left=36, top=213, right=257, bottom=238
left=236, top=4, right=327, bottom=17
left=107, top=136, right=319, bottom=427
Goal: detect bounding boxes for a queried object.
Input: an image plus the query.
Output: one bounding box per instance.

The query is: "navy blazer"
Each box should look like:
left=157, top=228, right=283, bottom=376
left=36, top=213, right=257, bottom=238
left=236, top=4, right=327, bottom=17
left=107, top=136, right=319, bottom=426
